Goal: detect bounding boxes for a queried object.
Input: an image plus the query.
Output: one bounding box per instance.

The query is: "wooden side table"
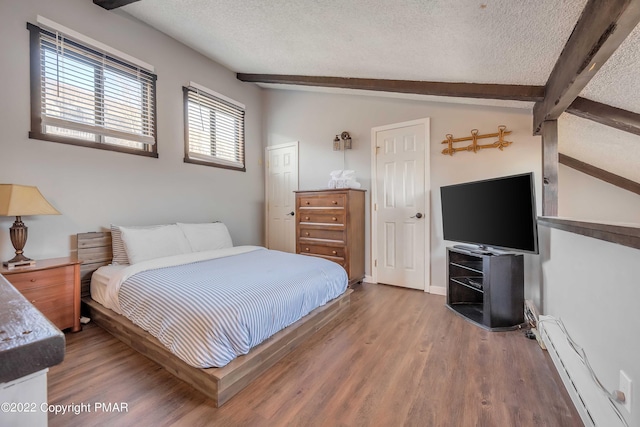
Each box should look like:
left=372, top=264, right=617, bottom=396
left=1, top=256, right=81, bottom=332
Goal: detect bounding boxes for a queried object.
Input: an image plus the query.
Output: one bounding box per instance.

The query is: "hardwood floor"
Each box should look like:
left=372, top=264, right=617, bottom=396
left=47, top=283, right=582, bottom=426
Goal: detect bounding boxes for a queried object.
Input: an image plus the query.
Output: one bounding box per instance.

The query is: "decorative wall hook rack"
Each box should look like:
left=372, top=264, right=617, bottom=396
left=441, top=125, right=512, bottom=156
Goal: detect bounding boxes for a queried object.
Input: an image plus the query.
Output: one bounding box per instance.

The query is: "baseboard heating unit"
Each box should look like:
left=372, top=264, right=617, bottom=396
left=539, top=315, right=628, bottom=427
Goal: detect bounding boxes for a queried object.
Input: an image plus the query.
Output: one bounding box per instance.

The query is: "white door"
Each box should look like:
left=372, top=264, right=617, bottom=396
left=372, top=119, right=430, bottom=290
left=265, top=142, right=299, bottom=252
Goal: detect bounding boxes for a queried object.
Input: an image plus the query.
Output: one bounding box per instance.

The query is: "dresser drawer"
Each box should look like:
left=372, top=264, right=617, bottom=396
left=17, top=280, right=74, bottom=329
left=7, top=267, right=74, bottom=292
left=19, top=280, right=73, bottom=305
left=299, top=212, right=345, bottom=226
left=298, top=194, right=346, bottom=208
left=299, top=228, right=345, bottom=242
left=299, top=244, right=346, bottom=258
left=301, top=253, right=347, bottom=269
left=41, top=303, right=75, bottom=330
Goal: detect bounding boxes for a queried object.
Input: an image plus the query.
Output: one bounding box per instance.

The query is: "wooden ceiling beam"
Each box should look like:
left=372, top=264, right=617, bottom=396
left=93, top=0, right=140, bottom=10
left=532, top=0, right=640, bottom=135
left=559, top=153, right=640, bottom=196
left=237, top=74, right=545, bottom=102
left=541, top=121, right=559, bottom=216
left=567, top=97, right=640, bottom=137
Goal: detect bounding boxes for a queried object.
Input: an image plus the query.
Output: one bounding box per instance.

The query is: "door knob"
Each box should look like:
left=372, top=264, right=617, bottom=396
left=287, top=211, right=295, bottom=216
left=411, top=212, right=423, bottom=219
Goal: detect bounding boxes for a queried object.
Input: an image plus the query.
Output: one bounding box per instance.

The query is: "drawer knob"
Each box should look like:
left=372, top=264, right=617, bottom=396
left=305, top=216, right=310, bottom=220
left=332, top=200, right=337, bottom=204
left=332, top=250, right=337, bottom=255
left=305, top=232, right=310, bottom=236
left=30, top=279, right=37, bottom=282
left=332, top=217, right=337, bottom=221
left=31, top=300, right=36, bottom=303
left=305, top=201, right=310, bottom=205
left=305, top=248, right=310, bottom=251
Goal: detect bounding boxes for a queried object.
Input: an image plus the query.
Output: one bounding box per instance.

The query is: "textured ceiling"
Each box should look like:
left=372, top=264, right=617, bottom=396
left=122, top=0, right=587, bottom=86
left=580, top=22, right=640, bottom=114
left=117, top=1, right=640, bottom=196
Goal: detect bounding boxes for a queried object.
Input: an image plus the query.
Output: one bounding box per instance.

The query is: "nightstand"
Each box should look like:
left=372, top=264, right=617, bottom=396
left=1, top=256, right=81, bottom=332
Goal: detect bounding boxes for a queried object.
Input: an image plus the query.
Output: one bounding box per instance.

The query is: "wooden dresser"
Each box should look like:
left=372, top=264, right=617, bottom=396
left=1, top=257, right=81, bottom=332
left=295, top=188, right=366, bottom=286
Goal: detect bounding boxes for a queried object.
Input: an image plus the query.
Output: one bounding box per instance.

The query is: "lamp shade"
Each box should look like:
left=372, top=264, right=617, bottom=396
left=0, top=184, right=60, bottom=216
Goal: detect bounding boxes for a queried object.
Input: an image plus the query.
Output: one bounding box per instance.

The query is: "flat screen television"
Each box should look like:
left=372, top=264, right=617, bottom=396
left=440, top=172, right=539, bottom=254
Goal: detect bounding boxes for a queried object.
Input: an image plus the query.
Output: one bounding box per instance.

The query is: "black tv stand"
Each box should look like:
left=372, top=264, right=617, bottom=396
left=453, top=244, right=513, bottom=256
left=446, top=247, right=524, bottom=331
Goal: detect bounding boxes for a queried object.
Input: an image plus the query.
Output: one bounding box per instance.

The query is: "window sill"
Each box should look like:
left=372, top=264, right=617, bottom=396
left=183, top=157, right=246, bottom=172
left=29, top=132, right=158, bottom=158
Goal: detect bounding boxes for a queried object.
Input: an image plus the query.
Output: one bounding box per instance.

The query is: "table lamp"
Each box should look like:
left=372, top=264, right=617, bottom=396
left=0, top=184, right=60, bottom=269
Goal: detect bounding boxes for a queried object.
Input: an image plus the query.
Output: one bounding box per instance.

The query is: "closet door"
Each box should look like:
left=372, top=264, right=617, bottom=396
left=373, top=119, right=430, bottom=291
left=265, top=142, right=298, bottom=253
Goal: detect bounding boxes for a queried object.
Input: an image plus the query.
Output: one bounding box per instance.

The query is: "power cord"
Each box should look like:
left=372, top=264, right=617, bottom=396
left=538, top=317, right=629, bottom=427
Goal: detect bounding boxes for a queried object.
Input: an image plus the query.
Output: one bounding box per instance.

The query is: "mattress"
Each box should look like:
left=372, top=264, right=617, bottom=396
left=90, top=264, right=127, bottom=307
left=92, top=246, right=348, bottom=368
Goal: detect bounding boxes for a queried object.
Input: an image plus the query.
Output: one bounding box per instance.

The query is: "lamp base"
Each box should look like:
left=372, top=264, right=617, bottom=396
left=4, top=216, right=36, bottom=269
left=3, top=252, right=35, bottom=270
left=3, top=258, right=36, bottom=270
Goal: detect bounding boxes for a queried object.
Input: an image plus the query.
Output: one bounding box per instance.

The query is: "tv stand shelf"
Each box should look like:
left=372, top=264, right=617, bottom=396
left=450, top=277, right=484, bottom=292
left=446, top=247, right=524, bottom=331
left=450, top=260, right=483, bottom=273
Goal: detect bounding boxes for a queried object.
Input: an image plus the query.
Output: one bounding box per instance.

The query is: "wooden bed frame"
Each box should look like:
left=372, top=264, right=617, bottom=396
left=77, top=231, right=352, bottom=407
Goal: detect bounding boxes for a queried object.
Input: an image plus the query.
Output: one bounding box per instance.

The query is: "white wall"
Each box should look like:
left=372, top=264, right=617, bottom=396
left=559, top=165, right=640, bottom=224
left=559, top=113, right=640, bottom=184
left=0, top=0, right=264, bottom=261
left=557, top=113, right=640, bottom=225
left=264, top=89, right=542, bottom=298
left=543, top=112, right=640, bottom=427
left=540, top=228, right=639, bottom=427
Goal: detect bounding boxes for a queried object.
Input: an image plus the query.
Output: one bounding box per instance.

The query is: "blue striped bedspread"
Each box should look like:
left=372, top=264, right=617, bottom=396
left=105, top=247, right=348, bottom=368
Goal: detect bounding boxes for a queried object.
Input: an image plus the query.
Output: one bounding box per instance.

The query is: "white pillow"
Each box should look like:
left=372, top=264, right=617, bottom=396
left=110, top=224, right=164, bottom=265
left=120, top=224, right=192, bottom=264
left=177, top=222, right=233, bottom=252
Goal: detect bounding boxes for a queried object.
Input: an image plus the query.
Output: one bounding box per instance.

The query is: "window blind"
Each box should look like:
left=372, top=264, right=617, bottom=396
left=184, top=85, right=245, bottom=171
left=30, top=24, right=156, bottom=149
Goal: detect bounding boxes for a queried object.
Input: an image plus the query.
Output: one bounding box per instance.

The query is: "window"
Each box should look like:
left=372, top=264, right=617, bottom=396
left=28, top=21, right=157, bottom=157
left=183, top=84, right=245, bottom=171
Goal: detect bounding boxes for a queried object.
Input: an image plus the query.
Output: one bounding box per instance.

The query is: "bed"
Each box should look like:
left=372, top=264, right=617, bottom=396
left=77, top=226, right=352, bottom=407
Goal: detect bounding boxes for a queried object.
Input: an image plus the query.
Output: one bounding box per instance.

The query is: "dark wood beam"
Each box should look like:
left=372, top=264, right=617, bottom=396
left=567, top=97, right=640, bottom=137
left=93, top=0, right=140, bottom=10
left=541, top=121, right=559, bottom=216
left=538, top=216, right=640, bottom=250
left=533, top=0, right=640, bottom=135
left=559, top=153, right=640, bottom=196
left=237, top=74, right=545, bottom=102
